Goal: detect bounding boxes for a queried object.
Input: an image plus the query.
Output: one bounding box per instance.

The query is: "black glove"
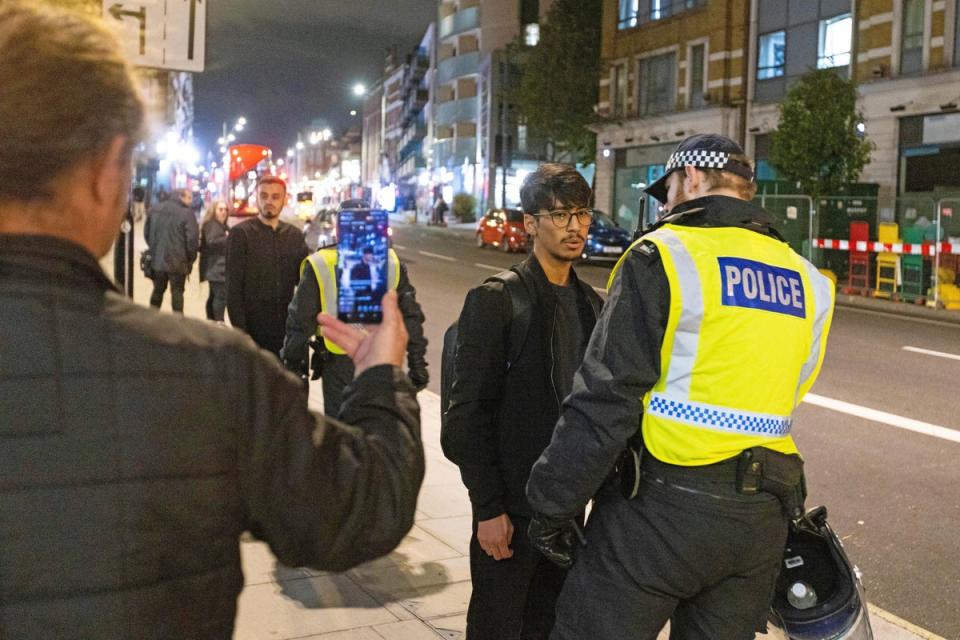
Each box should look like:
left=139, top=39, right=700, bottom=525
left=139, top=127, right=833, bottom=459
left=408, top=365, right=428, bottom=391
left=283, top=358, right=308, bottom=380
left=527, top=513, right=585, bottom=570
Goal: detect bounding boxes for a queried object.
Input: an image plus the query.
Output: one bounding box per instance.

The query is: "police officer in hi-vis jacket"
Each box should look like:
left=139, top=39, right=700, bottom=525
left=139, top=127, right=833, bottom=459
left=525, top=134, right=835, bottom=639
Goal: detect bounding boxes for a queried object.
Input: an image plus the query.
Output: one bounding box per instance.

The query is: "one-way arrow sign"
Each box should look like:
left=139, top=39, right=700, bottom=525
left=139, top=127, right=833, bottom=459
left=103, top=0, right=205, bottom=73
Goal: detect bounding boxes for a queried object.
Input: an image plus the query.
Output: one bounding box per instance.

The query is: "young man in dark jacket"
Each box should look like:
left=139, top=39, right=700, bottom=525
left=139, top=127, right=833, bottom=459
left=144, top=186, right=199, bottom=313
left=0, top=5, right=423, bottom=638
left=226, top=176, right=309, bottom=356
left=442, top=164, right=603, bottom=639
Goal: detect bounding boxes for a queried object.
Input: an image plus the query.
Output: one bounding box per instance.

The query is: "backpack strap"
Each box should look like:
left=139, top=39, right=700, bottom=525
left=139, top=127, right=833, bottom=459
left=484, top=267, right=532, bottom=370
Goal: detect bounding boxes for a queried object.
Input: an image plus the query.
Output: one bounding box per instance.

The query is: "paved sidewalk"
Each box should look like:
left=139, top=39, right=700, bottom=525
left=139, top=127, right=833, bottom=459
left=100, top=226, right=937, bottom=639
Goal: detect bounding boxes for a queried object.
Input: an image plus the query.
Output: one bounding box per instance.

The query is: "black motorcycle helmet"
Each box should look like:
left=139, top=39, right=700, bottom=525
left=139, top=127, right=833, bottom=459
left=767, top=506, right=874, bottom=640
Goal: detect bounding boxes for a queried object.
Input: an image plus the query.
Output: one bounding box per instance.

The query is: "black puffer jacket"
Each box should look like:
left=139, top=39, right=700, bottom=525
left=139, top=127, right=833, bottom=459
left=144, top=199, right=199, bottom=274
left=0, top=235, right=424, bottom=640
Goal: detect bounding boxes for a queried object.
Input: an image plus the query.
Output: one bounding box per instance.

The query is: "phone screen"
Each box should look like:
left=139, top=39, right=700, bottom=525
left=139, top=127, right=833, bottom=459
left=336, top=208, right=389, bottom=324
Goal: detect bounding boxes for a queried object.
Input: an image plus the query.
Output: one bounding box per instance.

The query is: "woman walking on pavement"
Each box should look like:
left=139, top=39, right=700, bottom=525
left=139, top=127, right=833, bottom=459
left=200, top=201, right=229, bottom=321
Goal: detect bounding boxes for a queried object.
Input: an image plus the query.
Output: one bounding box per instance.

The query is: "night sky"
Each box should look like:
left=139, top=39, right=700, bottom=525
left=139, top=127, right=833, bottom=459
left=193, top=0, right=437, bottom=158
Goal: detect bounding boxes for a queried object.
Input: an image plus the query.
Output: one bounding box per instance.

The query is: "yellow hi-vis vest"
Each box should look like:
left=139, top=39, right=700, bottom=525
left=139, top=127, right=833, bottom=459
left=301, top=247, right=401, bottom=354
left=610, top=224, right=835, bottom=466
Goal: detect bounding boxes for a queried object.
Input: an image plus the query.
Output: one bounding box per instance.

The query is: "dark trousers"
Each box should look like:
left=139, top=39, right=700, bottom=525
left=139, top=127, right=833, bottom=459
left=551, top=469, right=787, bottom=640
left=205, top=281, right=226, bottom=321
left=319, top=353, right=354, bottom=417
left=467, top=514, right=568, bottom=640
left=149, top=271, right=187, bottom=313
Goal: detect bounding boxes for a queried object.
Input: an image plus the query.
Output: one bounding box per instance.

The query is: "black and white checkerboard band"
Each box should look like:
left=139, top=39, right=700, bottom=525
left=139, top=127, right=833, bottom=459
left=648, top=394, right=792, bottom=437
left=665, top=150, right=731, bottom=172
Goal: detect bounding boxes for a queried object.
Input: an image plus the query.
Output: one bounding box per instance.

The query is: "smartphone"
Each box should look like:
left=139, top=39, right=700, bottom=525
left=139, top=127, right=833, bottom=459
left=337, top=208, right=390, bottom=324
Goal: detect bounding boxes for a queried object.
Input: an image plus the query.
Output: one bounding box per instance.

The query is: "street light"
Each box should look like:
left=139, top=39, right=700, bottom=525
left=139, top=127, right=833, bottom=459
left=237, top=116, right=247, bottom=126
left=349, top=109, right=357, bottom=117
left=352, top=83, right=366, bottom=97
left=296, top=141, right=305, bottom=150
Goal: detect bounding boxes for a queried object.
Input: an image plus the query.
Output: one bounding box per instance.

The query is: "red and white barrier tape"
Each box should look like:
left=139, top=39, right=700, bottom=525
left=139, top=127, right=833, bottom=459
left=813, top=239, right=960, bottom=256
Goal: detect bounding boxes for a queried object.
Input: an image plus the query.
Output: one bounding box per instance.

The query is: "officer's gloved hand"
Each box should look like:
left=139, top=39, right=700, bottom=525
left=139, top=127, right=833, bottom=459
left=283, top=359, right=308, bottom=380
left=527, top=513, right=584, bottom=570
left=408, top=363, right=429, bottom=391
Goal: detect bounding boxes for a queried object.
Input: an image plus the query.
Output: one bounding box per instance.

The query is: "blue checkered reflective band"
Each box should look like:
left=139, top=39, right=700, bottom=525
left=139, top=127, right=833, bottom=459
left=719, top=257, right=806, bottom=319
left=648, top=395, right=792, bottom=436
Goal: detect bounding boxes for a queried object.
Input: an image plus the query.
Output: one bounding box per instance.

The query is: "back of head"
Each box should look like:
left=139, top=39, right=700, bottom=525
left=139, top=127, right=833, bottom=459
left=0, top=1, right=145, bottom=205
left=519, top=163, right=592, bottom=214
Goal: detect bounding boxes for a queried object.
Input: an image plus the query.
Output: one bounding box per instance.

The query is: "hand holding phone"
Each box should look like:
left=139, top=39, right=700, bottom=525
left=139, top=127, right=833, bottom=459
left=318, top=290, right=408, bottom=376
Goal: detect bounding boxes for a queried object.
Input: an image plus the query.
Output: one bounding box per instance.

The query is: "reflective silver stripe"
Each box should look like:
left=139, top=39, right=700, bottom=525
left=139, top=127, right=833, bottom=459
left=648, top=392, right=792, bottom=437
left=311, top=251, right=338, bottom=319
left=795, top=260, right=834, bottom=404
left=652, top=227, right=703, bottom=398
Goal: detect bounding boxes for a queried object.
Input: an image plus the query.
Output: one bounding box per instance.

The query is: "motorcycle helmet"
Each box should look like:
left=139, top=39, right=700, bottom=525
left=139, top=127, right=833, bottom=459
left=767, top=506, right=874, bottom=640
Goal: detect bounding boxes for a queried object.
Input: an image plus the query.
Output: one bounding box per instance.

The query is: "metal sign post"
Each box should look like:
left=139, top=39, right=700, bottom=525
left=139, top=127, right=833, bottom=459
left=102, top=0, right=206, bottom=73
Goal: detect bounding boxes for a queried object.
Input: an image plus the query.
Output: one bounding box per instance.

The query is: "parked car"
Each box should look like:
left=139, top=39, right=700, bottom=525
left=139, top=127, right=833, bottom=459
left=476, top=208, right=528, bottom=253
left=304, top=208, right=337, bottom=251
left=581, top=209, right=632, bottom=262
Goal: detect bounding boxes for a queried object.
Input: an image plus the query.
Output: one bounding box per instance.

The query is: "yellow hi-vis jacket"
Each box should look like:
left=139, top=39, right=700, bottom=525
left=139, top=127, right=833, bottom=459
left=610, top=224, right=835, bottom=466
left=301, top=247, right=401, bottom=354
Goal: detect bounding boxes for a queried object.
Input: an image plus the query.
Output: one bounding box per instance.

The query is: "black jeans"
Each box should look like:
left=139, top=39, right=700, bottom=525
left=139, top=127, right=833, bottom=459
left=319, top=353, right=353, bottom=417
left=551, top=469, right=787, bottom=640
left=205, top=281, right=226, bottom=321
left=467, top=514, right=568, bottom=640
left=150, top=272, right=187, bottom=313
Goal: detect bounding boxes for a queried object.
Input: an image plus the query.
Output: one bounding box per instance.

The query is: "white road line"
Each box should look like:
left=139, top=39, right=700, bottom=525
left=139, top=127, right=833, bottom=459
left=393, top=244, right=407, bottom=251
left=418, top=250, right=456, bottom=262
left=804, top=393, right=960, bottom=444
left=474, top=263, right=502, bottom=271
left=902, top=345, right=960, bottom=361
left=868, top=604, right=948, bottom=640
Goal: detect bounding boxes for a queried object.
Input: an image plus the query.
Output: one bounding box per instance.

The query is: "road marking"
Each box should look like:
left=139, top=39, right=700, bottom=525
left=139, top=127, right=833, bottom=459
left=902, top=345, right=960, bottom=361
left=393, top=244, right=407, bottom=251
left=804, top=393, right=960, bottom=444
left=840, top=306, right=960, bottom=329
left=868, top=604, right=948, bottom=640
left=418, top=250, right=456, bottom=262
left=593, top=286, right=607, bottom=295
left=474, top=263, right=502, bottom=271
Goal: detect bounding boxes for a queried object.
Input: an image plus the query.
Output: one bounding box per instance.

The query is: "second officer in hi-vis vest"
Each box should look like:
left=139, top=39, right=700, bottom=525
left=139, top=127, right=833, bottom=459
left=282, top=203, right=428, bottom=415
left=524, top=134, right=835, bottom=639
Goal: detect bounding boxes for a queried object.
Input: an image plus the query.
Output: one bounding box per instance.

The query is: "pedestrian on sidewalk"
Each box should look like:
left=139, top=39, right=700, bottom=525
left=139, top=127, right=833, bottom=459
left=432, top=194, right=448, bottom=226
left=525, top=134, right=836, bottom=639
left=282, top=203, right=429, bottom=414
left=226, top=175, right=309, bottom=357
left=0, top=5, right=424, bottom=638
left=442, top=164, right=602, bottom=639
left=144, top=186, right=199, bottom=313
left=200, top=200, right=229, bottom=321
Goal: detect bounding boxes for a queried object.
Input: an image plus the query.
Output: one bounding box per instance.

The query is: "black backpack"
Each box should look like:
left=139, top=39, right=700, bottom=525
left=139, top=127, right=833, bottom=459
left=440, top=268, right=531, bottom=431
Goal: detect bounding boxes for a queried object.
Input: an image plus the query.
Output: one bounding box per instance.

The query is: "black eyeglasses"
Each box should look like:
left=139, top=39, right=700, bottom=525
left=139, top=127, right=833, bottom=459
left=533, top=208, right=594, bottom=228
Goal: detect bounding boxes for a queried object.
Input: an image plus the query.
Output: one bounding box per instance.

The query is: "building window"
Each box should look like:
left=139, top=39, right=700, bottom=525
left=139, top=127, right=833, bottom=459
left=817, top=14, right=852, bottom=68
left=612, top=63, right=627, bottom=117
left=689, top=44, right=706, bottom=108
left=618, top=0, right=705, bottom=30
left=524, top=23, right=540, bottom=46
left=901, top=0, right=924, bottom=74
left=757, top=31, right=786, bottom=79
left=639, top=52, right=676, bottom=115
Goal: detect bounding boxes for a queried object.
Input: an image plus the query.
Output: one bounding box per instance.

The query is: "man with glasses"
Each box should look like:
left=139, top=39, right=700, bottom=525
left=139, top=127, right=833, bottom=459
left=442, top=163, right=603, bottom=639
left=227, top=176, right=309, bottom=356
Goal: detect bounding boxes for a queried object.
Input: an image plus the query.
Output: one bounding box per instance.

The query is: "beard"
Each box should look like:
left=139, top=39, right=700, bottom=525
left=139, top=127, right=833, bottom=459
left=260, top=206, right=279, bottom=219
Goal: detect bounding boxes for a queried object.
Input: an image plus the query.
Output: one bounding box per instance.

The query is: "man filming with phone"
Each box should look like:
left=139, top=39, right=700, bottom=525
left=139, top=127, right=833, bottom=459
left=282, top=202, right=429, bottom=415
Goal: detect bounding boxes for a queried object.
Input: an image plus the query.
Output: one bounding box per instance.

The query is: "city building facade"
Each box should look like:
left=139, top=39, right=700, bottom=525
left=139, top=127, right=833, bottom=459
left=595, top=0, right=960, bottom=232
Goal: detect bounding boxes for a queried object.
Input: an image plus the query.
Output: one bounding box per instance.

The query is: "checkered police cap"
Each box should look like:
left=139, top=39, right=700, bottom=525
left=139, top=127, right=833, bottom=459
left=644, top=134, right=754, bottom=203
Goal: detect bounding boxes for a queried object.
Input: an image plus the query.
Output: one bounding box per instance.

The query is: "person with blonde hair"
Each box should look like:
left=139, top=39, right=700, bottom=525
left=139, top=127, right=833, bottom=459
left=200, top=200, right=230, bottom=320
left=0, top=3, right=424, bottom=638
